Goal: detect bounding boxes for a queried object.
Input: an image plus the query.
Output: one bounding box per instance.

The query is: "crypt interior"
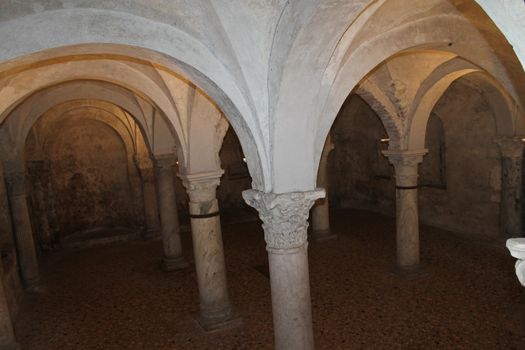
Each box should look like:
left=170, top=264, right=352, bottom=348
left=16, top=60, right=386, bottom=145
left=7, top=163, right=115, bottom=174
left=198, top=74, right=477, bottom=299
left=0, top=1, right=524, bottom=349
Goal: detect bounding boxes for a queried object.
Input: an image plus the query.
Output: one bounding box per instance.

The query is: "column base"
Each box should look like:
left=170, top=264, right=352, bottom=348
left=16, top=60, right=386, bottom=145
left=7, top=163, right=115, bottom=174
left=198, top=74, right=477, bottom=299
left=193, top=309, right=242, bottom=332
left=311, top=230, right=337, bottom=242
left=161, top=256, right=189, bottom=271
left=390, top=264, right=427, bottom=279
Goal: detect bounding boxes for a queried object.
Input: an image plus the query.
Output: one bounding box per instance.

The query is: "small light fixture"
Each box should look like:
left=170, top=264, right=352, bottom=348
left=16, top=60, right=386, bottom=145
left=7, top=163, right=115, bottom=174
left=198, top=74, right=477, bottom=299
left=175, top=161, right=179, bottom=165
left=521, top=138, right=525, bottom=143
left=242, top=157, right=247, bottom=163
left=380, top=138, right=390, bottom=143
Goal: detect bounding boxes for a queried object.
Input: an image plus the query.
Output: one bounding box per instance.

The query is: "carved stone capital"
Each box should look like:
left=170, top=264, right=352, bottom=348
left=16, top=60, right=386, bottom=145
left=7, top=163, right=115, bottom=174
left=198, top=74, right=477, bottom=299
left=383, top=149, right=427, bottom=187
left=494, top=136, right=525, bottom=159
left=179, top=170, right=224, bottom=203
left=506, top=238, right=525, bottom=287
left=242, top=189, right=325, bottom=250
left=5, top=171, right=27, bottom=197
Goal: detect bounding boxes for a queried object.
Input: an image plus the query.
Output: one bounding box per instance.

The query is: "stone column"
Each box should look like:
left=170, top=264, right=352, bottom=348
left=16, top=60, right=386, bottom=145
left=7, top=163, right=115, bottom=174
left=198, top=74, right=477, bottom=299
left=180, top=171, right=240, bottom=331
left=0, top=262, right=19, bottom=350
left=312, top=134, right=335, bottom=241
left=383, top=150, right=427, bottom=270
left=155, top=155, right=188, bottom=271
left=243, top=189, right=325, bottom=350
left=135, top=157, right=161, bottom=239
left=495, top=136, right=524, bottom=237
left=4, top=170, right=40, bottom=289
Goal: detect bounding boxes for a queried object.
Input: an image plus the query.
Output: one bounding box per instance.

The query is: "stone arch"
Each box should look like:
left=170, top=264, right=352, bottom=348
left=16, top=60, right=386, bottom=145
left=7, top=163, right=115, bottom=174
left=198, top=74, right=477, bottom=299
left=0, top=80, right=161, bottom=162
left=315, top=3, right=525, bottom=177
left=0, top=44, right=269, bottom=191
left=408, top=70, right=521, bottom=149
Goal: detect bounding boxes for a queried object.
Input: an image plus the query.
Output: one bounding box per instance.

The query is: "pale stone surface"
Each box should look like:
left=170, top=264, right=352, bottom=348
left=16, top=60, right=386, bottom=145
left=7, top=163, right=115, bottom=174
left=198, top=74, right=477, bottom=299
left=180, top=171, right=238, bottom=331
left=312, top=134, right=335, bottom=241
left=4, top=170, right=40, bottom=289
left=383, top=150, right=427, bottom=269
left=243, top=189, right=324, bottom=350
left=495, top=136, right=525, bottom=237
left=506, top=238, right=525, bottom=286
left=155, top=155, right=188, bottom=271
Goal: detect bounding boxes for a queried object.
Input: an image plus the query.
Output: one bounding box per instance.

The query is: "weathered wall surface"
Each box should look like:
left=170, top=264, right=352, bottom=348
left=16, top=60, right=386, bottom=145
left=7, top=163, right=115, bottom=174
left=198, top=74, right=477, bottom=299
left=419, top=79, right=501, bottom=237
left=329, top=78, right=502, bottom=237
left=26, top=118, right=141, bottom=245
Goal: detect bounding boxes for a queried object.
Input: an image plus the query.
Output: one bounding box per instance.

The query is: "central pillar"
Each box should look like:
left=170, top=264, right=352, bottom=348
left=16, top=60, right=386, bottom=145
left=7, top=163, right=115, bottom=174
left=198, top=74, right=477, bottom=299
left=312, top=134, right=335, bottom=241
left=4, top=169, right=40, bottom=289
left=155, top=155, right=188, bottom=271
left=180, top=171, right=240, bottom=331
left=495, top=136, right=524, bottom=237
left=135, top=156, right=161, bottom=239
left=243, top=189, right=325, bottom=350
left=383, top=150, right=427, bottom=270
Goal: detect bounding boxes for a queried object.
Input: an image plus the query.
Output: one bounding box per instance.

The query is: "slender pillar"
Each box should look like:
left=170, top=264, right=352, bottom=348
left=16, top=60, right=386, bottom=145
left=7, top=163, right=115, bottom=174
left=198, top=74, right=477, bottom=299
left=155, top=155, right=188, bottom=271
left=312, top=134, right=335, bottom=241
left=383, top=150, right=427, bottom=270
left=4, top=170, right=40, bottom=289
left=243, top=189, right=325, bottom=350
left=495, top=136, right=524, bottom=237
left=180, top=171, right=240, bottom=331
left=0, top=262, right=19, bottom=350
left=135, top=156, right=161, bottom=239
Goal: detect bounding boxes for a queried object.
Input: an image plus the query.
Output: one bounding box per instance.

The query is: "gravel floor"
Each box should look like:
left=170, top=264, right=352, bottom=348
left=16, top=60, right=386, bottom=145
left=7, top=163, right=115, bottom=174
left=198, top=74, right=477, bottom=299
left=14, top=209, right=525, bottom=349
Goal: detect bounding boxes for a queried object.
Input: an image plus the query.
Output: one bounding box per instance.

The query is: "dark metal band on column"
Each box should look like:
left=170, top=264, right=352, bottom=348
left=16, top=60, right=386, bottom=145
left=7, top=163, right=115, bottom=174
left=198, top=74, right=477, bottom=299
left=395, top=185, right=419, bottom=190
left=189, top=211, right=221, bottom=219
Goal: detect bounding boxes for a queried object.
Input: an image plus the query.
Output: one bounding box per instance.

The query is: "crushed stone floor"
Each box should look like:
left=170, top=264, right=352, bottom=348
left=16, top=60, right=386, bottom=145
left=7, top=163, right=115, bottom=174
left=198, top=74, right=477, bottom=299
left=14, top=209, right=525, bottom=349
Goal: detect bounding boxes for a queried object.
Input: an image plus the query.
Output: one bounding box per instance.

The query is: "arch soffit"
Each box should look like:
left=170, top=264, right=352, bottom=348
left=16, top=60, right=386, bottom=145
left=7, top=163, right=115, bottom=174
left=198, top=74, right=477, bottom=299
left=0, top=49, right=268, bottom=191
left=314, top=14, right=525, bottom=170
left=2, top=81, right=156, bottom=156
left=35, top=103, right=140, bottom=159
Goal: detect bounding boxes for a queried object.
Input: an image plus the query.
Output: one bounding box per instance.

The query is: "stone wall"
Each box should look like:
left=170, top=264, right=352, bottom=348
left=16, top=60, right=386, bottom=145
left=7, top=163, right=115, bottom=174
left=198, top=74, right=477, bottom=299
left=329, top=78, right=502, bottom=237
left=26, top=117, right=143, bottom=247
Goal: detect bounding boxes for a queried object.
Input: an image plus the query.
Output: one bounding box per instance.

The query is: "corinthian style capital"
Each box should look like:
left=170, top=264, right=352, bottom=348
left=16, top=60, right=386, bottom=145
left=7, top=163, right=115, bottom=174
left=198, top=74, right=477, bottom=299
left=494, top=136, right=525, bottom=159
left=382, top=149, right=427, bottom=187
left=154, top=154, right=178, bottom=169
left=5, top=171, right=27, bottom=197
left=179, top=170, right=224, bottom=203
left=506, top=238, right=525, bottom=287
left=242, top=189, right=325, bottom=250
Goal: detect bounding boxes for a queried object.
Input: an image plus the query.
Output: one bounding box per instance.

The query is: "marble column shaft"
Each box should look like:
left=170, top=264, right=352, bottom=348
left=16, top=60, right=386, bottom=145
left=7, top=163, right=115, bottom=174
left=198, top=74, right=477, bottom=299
left=5, top=171, right=40, bottom=288
left=495, top=136, right=524, bottom=237
left=243, top=189, right=325, bottom=350
left=383, top=150, right=427, bottom=269
left=155, top=156, right=187, bottom=271
left=312, top=134, right=335, bottom=241
left=181, top=171, right=236, bottom=330
left=0, top=262, right=18, bottom=350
